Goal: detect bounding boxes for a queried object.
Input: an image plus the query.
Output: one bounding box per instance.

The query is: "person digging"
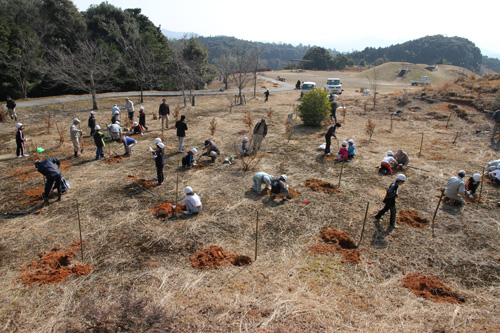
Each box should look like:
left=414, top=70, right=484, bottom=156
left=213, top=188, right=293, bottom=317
left=270, top=174, right=291, bottom=202
left=35, top=158, right=63, bottom=205
left=444, top=170, right=466, bottom=206
left=252, top=171, right=274, bottom=196
left=173, top=186, right=202, bottom=215
left=374, top=174, right=407, bottom=229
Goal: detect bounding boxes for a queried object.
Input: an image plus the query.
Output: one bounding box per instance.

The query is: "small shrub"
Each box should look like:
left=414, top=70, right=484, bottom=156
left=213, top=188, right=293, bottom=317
left=298, top=88, right=330, bottom=126
left=243, top=112, right=253, bottom=131
left=365, top=120, right=376, bottom=143
left=267, top=107, right=273, bottom=121
left=173, top=103, right=181, bottom=121
left=209, top=118, right=217, bottom=137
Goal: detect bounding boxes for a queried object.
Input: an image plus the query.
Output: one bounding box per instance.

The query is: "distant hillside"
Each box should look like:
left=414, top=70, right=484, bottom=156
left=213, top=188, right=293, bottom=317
left=348, top=35, right=482, bottom=73
left=161, top=29, right=196, bottom=40
left=482, top=55, right=500, bottom=73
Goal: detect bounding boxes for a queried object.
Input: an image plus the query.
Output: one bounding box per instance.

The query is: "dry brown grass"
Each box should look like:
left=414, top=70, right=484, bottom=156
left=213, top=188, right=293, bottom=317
left=0, top=71, right=499, bottom=331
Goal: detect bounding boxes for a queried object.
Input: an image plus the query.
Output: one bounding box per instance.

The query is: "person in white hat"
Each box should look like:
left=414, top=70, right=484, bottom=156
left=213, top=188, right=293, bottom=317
left=336, top=140, right=348, bottom=161
left=15, top=123, right=29, bottom=158
left=465, top=173, right=482, bottom=198
left=88, top=111, right=96, bottom=136
left=252, top=171, right=274, bottom=196
left=129, top=121, right=143, bottom=135
left=93, top=125, right=106, bottom=160
left=108, top=123, right=122, bottom=140
left=380, top=150, right=397, bottom=175
left=111, top=104, right=120, bottom=115
left=375, top=174, right=407, bottom=229
left=176, top=186, right=202, bottom=215
left=138, top=106, right=148, bottom=131
left=111, top=109, right=120, bottom=125
left=70, top=118, right=83, bottom=157
left=150, top=142, right=165, bottom=185
left=270, top=174, right=290, bottom=201
left=182, top=148, right=198, bottom=169
left=347, top=139, right=355, bottom=160
left=239, top=137, right=250, bottom=156
left=445, top=170, right=466, bottom=206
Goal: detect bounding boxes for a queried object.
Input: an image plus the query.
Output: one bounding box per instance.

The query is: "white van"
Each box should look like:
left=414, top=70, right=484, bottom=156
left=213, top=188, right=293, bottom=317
left=301, top=81, right=316, bottom=97
left=324, top=78, right=343, bottom=94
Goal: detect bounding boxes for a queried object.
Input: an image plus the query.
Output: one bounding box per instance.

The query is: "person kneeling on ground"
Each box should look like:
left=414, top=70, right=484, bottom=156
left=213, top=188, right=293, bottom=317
left=444, top=170, right=466, bottom=206
left=488, top=165, right=500, bottom=184
left=380, top=151, right=397, bottom=175
left=108, top=123, right=122, bottom=140
left=347, top=139, right=355, bottom=160
left=35, top=158, right=63, bottom=204
left=175, top=186, right=202, bottom=215
left=270, top=174, right=291, bottom=202
left=182, top=148, right=198, bottom=169
left=394, top=148, right=410, bottom=170
left=375, top=174, right=406, bottom=229
left=252, top=171, right=274, bottom=196
left=201, top=139, right=220, bottom=162
left=129, top=122, right=143, bottom=135
left=239, top=137, right=250, bottom=156
left=465, top=173, right=482, bottom=198
left=120, top=136, right=136, bottom=156
left=336, top=141, right=348, bottom=161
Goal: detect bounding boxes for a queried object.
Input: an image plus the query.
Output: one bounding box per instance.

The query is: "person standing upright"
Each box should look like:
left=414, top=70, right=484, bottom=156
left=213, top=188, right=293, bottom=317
left=175, top=115, right=188, bottom=153
left=70, top=118, right=83, bottom=157
left=251, top=118, right=268, bottom=154
left=375, top=174, right=407, bottom=229
left=159, top=98, right=170, bottom=129
left=124, top=97, right=134, bottom=126
left=88, top=111, right=96, bottom=136
left=15, top=123, right=28, bottom=158
left=491, top=109, right=500, bottom=143
left=264, top=89, right=270, bottom=102
left=6, top=96, right=17, bottom=121
left=324, top=123, right=341, bottom=156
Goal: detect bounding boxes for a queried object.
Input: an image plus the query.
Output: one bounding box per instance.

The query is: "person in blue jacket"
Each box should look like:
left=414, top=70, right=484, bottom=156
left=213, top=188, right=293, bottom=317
left=35, top=158, right=62, bottom=204
left=347, top=139, right=355, bottom=160
left=120, top=136, right=136, bottom=156
left=182, top=148, right=198, bottom=169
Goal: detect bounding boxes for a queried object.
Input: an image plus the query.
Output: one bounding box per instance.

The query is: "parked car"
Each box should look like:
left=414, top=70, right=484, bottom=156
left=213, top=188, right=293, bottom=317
left=301, top=81, right=316, bottom=97
left=324, top=78, right=343, bottom=94
left=410, top=76, right=431, bottom=86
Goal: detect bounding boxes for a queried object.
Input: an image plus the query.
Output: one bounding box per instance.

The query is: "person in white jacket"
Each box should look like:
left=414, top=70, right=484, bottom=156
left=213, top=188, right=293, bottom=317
left=445, top=170, right=466, bottom=206
left=176, top=186, right=202, bottom=215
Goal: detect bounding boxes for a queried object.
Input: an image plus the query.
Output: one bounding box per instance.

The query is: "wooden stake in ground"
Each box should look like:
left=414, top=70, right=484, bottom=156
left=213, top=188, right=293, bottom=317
left=254, top=211, right=259, bottom=261
left=390, top=114, right=393, bottom=132
left=445, top=111, right=453, bottom=129
left=418, top=133, right=424, bottom=157
left=338, top=160, right=345, bottom=187
left=452, top=131, right=460, bottom=144
left=477, top=167, right=485, bottom=207
left=432, top=189, right=445, bottom=238
left=175, top=160, right=180, bottom=204
left=357, top=202, right=370, bottom=248
left=76, top=200, right=84, bottom=261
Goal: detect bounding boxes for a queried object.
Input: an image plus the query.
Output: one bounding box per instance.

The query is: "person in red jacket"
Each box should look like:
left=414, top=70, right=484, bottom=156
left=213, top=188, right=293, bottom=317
left=336, top=141, right=348, bottom=161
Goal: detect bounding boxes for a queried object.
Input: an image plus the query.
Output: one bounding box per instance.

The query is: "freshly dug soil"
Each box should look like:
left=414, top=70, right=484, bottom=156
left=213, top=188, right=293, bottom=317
left=191, top=161, right=212, bottom=170
left=104, top=155, right=126, bottom=164
left=270, top=187, right=301, bottom=199
left=398, top=210, right=429, bottom=228
left=19, top=242, right=91, bottom=286
left=305, top=179, right=342, bottom=194
left=319, top=226, right=357, bottom=249
left=191, top=246, right=252, bottom=269
left=402, top=274, right=465, bottom=304
left=309, top=227, right=361, bottom=264
left=9, top=166, right=41, bottom=181
left=151, top=203, right=186, bottom=218
left=127, top=175, right=155, bottom=189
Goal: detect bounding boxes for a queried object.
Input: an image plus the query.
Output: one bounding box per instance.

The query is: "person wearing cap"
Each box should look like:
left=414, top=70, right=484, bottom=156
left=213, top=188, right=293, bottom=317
left=108, top=123, right=122, bottom=140
left=15, top=123, right=29, bottom=158
left=93, top=125, right=106, bottom=160
left=88, top=111, right=96, bottom=136
left=264, top=88, right=270, bottom=102
left=375, top=174, right=407, bottom=229
left=159, top=98, right=170, bottom=129
left=488, top=165, right=500, bottom=184
left=176, top=186, right=202, bottom=215
left=252, top=171, right=274, bottom=196
left=251, top=118, right=268, bottom=154
left=129, top=122, right=143, bottom=135
left=380, top=151, right=397, bottom=175
left=182, top=148, right=198, bottom=169
left=138, top=106, right=148, bottom=131
left=70, top=118, right=83, bottom=157
left=336, top=141, right=348, bottom=161
left=6, top=96, right=17, bottom=121
left=445, top=170, right=466, bottom=206
left=491, top=109, right=500, bottom=143
left=150, top=142, right=165, bottom=185
left=35, top=158, right=62, bottom=204
left=347, top=139, right=355, bottom=160
left=175, top=115, right=188, bottom=153
left=201, top=139, right=220, bottom=162
left=465, top=173, right=482, bottom=198
left=270, top=174, right=291, bottom=201
left=324, top=123, right=341, bottom=156
left=394, top=149, right=410, bottom=170
left=239, top=137, right=250, bottom=156
left=120, top=136, right=136, bottom=156
left=124, top=97, right=134, bottom=125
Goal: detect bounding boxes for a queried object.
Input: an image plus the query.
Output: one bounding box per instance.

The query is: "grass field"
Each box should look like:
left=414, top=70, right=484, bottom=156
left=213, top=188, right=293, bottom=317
left=0, top=67, right=499, bottom=331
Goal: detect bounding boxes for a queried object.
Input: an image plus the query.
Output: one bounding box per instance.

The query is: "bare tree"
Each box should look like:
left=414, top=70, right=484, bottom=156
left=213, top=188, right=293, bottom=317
left=214, top=53, right=235, bottom=90
left=47, top=39, right=117, bottom=110
left=366, top=68, right=379, bottom=109
left=230, top=47, right=258, bottom=105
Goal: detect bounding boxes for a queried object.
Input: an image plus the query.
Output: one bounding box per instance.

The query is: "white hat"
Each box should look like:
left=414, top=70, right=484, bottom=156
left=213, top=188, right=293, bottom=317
left=243, top=137, right=249, bottom=142
left=133, top=122, right=138, bottom=127
left=396, top=174, right=407, bottom=182
left=94, top=125, right=101, bottom=130
left=154, top=138, right=162, bottom=144
left=73, top=118, right=80, bottom=123
left=184, top=186, right=193, bottom=194
left=348, top=139, right=354, bottom=144
left=157, top=142, right=165, bottom=149
left=90, top=111, right=95, bottom=115
left=139, top=106, right=144, bottom=110
left=387, top=150, right=394, bottom=156
left=280, top=174, right=287, bottom=182
left=472, top=173, right=481, bottom=181
left=341, top=141, right=347, bottom=147
left=16, top=123, right=23, bottom=129
left=113, top=110, right=120, bottom=115
left=190, top=148, right=198, bottom=155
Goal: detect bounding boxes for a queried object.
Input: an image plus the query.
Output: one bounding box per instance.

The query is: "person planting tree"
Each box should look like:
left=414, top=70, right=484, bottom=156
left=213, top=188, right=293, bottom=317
left=270, top=174, right=290, bottom=202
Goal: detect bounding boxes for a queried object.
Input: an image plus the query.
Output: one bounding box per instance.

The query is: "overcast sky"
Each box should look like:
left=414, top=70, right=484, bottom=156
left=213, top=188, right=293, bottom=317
left=73, top=0, right=500, bottom=57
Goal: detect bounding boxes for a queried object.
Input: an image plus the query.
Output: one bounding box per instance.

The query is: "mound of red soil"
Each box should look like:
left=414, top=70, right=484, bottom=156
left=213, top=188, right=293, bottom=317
left=9, top=166, right=41, bottom=181
left=191, top=246, right=252, bottom=269
left=319, top=226, right=357, bottom=249
left=104, top=155, right=126, bottom=164
left=309, top=227, right=361, bottom=264
left=191, top=161, right=212, bottom=170
left=398, top=210, right=429, bottom=228
left=151, top=203, right=186, bottom=218
left=19, top=242, right=91, bottom=286
left=270, top=187, right=301, bottom=199
left=305, top=179, right=342, bottom=194
left=127, top=175, right=155, bottom=189
left=402, top=274, right=465, bottom=304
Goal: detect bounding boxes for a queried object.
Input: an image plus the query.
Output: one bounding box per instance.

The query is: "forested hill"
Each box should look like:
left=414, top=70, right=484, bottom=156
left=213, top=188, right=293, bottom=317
left=482, top=56, right=500, bottom=73
left=197, top=36, right=311, bottom=70
left=347, top=35, right=483, bottom=73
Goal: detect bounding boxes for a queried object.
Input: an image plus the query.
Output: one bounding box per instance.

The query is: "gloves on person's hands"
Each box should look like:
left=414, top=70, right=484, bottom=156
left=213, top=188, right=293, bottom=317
left=469, top=195, right=474, bottom=199
left=466, top=191, right=470, bottom=195
left=149, top=147, right=154, bottom=152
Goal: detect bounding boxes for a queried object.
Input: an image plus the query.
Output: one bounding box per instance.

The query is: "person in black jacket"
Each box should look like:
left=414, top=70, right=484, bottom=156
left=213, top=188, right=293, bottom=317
left=138, top=106, right=148, bottom=130
left=6, top=95, right=17, bottom=120
left=175, top=115, right=188, bottom=153
left=324, top=123, right=341, bottom=155
left=88, top=111, right=96, bottom=136
left=16, top=122, right=29, bottom=158
left=251, top=118, right=268, bottom=154
left=159, top=98, right=170, bottom=129
left=329, top=94, right=338, bottom=123
left=150, top=143, right=165, bottom=185
left=375, top=174, right=407, bottom=229
left=35, top=158, right=63, bottom=203
left=93, top=125, right=105, bottom=160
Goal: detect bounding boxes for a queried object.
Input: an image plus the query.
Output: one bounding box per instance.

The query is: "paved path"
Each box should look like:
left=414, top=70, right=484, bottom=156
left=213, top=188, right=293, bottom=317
left=15, top=75, right=296, bottom=108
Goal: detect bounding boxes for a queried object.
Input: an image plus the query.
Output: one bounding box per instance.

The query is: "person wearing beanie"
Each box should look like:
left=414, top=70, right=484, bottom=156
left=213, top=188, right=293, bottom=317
left=176, top=186, right=202, bottom=215
left=129, top=121, right=143, bottom=135
left=6, top=96, right=17, bottom=120
left=93, top=125, right=106, bottom=160
left=445, top=170, right=466, bottom=206
left=375, top=174, right=407, bottom=229
left=252, top=171, right=274, bottom=196
left=336, top=140, right=348, bottom=161
left=347, top=139, right=355, bottom=160
left=70, top=118, right=83, bottom=157
left=239, top=137, right=250, bottom=156
left=394, top=149, right=410, bottom=170
left=15, top=123, right=29, bottom=158
left=270, top=174, right=290, bottom=201
left=150, top=142, right=165, bottom=185
left=182, top=148, right=198, bottom=169
left=324, top=123, right=341, bottom=156
left=380, top=150, right=397, bottom=175
left=138, top=106, right=148, bottom=131
left=251, top=118, right=268, bottom=154
left=465, top=173, right=482, bottom=198
left=175, top=115, right=188, bottom=152
left=88, top=111, right=96, bottom=136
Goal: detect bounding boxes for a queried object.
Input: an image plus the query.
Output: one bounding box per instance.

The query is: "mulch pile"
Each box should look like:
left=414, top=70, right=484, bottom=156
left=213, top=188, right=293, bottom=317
left=398, top=210, right=429, bottom=228
left=127, top=175, right=155, bottom=189
left=18, top=242, right=91, bottom=286
left=305, top=179, right=341, bottom=194
left=308, top=226, right=361, bottom=264
left=402, top=274, right=465, bottom=304
left=151, top=203, right=186, bottom=218
left=190, top=245, right=252, bottom=269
